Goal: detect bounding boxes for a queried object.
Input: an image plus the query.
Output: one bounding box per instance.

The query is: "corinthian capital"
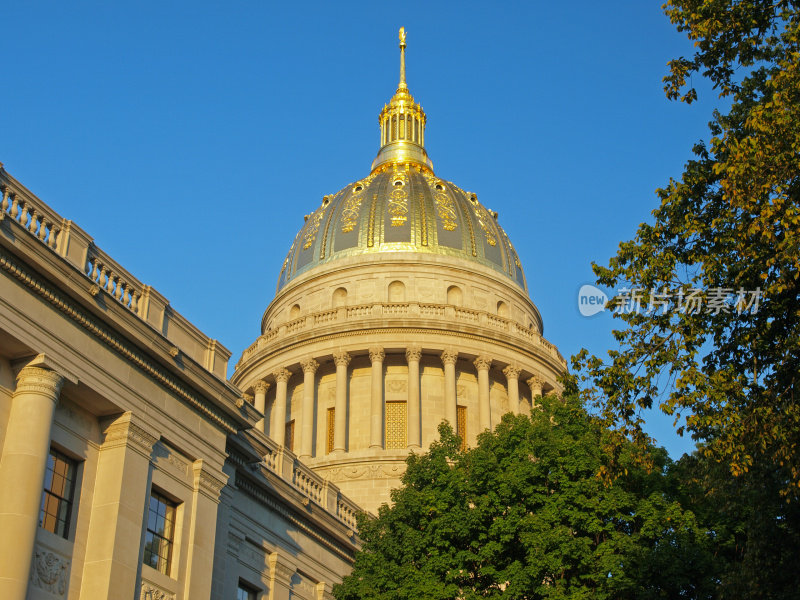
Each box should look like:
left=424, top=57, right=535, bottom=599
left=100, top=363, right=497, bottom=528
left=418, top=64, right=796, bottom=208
left=440, top=349, right=458, bottom=366
left=502, top=365, right=521, bottom=379
left=405, top=346, right=422, bottom=362
left=527, top=375, right=544, bottom=395
left=333, top=350, right=351, bottom=367
left=300, top=358, right=319, bottom=374
left=254, top=380, right=270, bottom=394
left=369, top=347, right=385, bottom=363
left=273, top=368, right=291, bottom=383
left=473, top=356, right=492, bottom=371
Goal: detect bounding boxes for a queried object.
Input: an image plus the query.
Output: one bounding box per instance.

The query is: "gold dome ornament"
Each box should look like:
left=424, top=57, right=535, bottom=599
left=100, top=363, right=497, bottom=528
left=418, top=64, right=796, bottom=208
left=371, top=27, right=433, bottom=173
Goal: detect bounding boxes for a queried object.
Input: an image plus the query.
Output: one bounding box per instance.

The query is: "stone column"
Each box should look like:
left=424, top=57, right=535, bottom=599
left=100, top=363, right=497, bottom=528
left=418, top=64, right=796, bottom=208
left=502, top=365, right=521, bottom=415
left=183, top=460, right=228, bottom=599
left=527, top=375, right=544, bottom=409
left=474, top=356, right=492, bottom=431
left=272, top=369, right=291, bottom=446
left=405, top=346, right=422, bottom=449
left=332, top=351, right=351, bottom=453
left=369, top=347, right=385, bottom=449
left=79, top=412, right=157, bottom=600
left=299, top=358, right=319, bottom=459
left=268, top=551, right=297, bottom=600
left=441, top=350, right=458, bottom=426
left=253, top=380, right=270, bottom=434
left=0, top=365, right=64, bottom=600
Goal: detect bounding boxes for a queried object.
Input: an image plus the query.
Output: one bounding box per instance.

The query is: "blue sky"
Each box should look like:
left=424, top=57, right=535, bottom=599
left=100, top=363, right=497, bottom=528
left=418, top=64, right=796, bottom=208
left=2, top=1, right=722, bottom=457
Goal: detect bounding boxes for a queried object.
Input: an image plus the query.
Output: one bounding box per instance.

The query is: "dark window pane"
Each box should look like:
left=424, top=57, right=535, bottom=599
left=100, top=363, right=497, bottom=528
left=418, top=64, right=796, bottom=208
left=39, top=449, right=77, bottom=539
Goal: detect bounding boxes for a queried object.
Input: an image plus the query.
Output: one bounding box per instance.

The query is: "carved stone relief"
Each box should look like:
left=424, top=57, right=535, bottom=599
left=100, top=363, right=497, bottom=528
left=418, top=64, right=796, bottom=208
left=140, top=580, right=176, bottom=600
left=30, top=547, right=70, bottom=597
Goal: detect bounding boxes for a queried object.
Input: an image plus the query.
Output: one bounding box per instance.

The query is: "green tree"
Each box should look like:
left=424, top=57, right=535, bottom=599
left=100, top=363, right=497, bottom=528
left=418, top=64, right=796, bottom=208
left=573, top=0, right=800, bottom=496
left=334, top=396, right=714, bottom=600
left=668, top=449, right=800, bottom=599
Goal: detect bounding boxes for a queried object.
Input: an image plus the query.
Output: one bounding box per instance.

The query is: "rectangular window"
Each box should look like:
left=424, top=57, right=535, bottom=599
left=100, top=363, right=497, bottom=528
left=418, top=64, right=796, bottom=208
left=39, top=448, right=77, bottom=538
left=143, top=490, right=177, bottom=575
left=457, top=405, right=467, bottom=451
left=327, top=407, right=335, bottom=454
left=385, top=401, right=407, bottom=449
left=237, top=581, right=258, bottom=600
left=285, top=420, right=295, bottom=453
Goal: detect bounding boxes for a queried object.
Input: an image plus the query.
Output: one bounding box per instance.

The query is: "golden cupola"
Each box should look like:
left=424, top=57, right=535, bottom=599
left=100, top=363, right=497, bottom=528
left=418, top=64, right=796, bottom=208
left=371, top=27, right=433, bottom=173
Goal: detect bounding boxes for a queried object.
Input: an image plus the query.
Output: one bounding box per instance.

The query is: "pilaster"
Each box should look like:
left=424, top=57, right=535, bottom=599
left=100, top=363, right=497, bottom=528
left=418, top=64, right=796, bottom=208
left=0, top=364, right=64, bottom=600
left=79, top=412, right=158, bottom=600
left=268, top=551, right=296, bottom=600
left=183, top=460, right=228, bottom=599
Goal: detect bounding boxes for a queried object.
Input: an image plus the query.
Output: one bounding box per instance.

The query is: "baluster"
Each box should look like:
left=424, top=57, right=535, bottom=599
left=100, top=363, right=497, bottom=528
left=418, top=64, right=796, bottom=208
left=28, top=210, right=39, bottom=234
left=115, top=280, right=125, bottom=302
left=89, top=257, right=99, bottom=281
left=1, top=188, right=8, bottom=214
left=48, top=224, right=59, bottom=249
left=38, top=217, right=49, bottom=242
left=10, top=194, right=19, bottom=219
left=99, top=266, right=110, bottom=290
left=130, top=290, right=139, bottom=313
left=18, top=201, right=30, bottom=227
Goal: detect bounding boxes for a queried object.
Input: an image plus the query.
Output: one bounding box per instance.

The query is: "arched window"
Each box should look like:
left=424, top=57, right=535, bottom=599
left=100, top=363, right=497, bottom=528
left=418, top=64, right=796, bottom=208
left=447, top=285, right=463, bottom=306
left=388, top=280, right=406, bottom=302
left=496, top=301, right=509, bottom=317
left=332, top=287, right=347, bottom=307
left=289, top=304, right=301, bottom=319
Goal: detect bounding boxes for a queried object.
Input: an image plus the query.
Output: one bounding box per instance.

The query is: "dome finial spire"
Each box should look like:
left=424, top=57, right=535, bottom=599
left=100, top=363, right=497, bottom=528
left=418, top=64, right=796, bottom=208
left=371, top=27, right=433, bottom=173
left=398, top=27, right=407, bottom=90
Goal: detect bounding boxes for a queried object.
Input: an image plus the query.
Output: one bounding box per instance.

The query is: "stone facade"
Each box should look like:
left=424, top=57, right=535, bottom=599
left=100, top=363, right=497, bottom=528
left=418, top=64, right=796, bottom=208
left=0, top=169, right=356, bottom=600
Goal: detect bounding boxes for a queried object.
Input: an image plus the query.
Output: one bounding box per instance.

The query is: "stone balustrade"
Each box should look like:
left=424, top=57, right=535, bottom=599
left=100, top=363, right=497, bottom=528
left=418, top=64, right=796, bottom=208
left=238, top=428, right=361, bottom=530
left=1, top=176, right=62, bottom=251
left=238, top=301, right=566, bottom=369
left=86, top=248, right=144, bottom=314
left=0, top=168, right=232, bottom=379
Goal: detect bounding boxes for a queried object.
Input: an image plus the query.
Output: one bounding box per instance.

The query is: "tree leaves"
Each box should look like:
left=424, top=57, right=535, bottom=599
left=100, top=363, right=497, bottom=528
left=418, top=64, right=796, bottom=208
left=573, top=0, right=800, bottom=498
left=334, top=399, right=714, bottom=600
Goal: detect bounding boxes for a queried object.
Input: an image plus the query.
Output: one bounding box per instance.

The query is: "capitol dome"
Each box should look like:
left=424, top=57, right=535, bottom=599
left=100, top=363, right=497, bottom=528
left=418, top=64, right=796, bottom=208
left=233, top=29, right=565, bottom=514
left=277, top=168, right=527, bottom=293
left=278, top=27, right=526, bottom=297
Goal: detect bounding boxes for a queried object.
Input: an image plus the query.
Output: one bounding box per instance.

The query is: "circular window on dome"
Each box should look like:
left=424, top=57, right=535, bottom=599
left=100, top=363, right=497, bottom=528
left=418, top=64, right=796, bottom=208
left=393, top=179, right=405, bottom=187
left=435, top=183, right=445, bottom=191
left=353, top=184, right=363, bottom=192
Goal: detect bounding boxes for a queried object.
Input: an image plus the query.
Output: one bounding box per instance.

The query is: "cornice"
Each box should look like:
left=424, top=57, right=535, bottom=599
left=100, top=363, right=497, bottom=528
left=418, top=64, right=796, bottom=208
left=0, top=244, right=244, bottom=433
